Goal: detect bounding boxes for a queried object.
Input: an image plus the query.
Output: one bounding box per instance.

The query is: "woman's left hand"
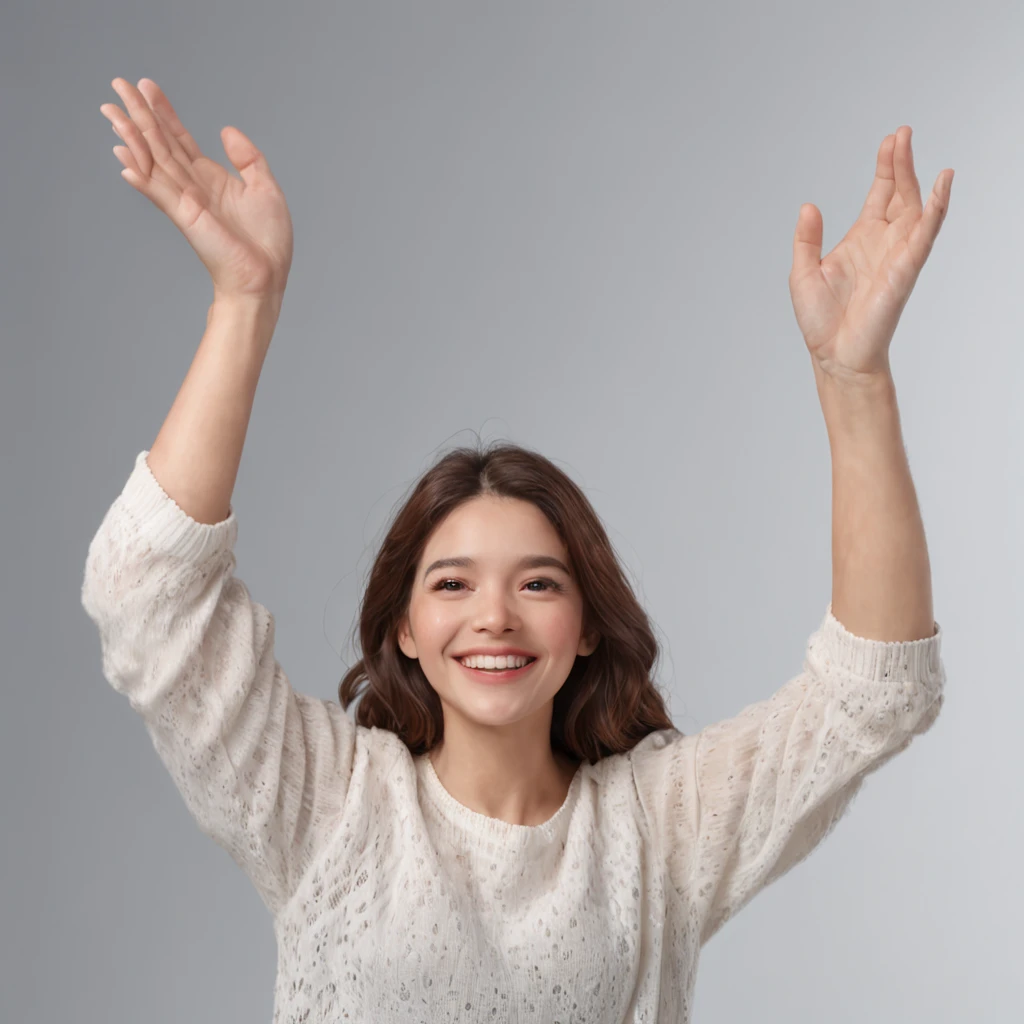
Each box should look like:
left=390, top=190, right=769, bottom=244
left=789, top=126, right=954, bottom=389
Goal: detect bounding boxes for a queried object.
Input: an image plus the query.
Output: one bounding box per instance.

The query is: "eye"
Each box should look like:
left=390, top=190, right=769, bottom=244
left=432, top=579, right=464, bottom=592
left=430, top=577, right=565, bottom=593
left=526, top=578, right=564, bottom=592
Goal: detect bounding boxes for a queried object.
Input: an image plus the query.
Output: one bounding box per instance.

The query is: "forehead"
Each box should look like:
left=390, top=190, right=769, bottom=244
left=422, top=495, right=565, bottom=556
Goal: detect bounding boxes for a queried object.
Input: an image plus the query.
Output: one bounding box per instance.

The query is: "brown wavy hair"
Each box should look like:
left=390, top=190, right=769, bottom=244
left=337, top=439, right=677, bottom=765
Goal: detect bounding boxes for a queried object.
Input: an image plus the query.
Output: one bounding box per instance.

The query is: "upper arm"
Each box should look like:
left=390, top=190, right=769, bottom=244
left=631, top=603, right=945, bottom=947
left=82, top=451, right=359, bottom=915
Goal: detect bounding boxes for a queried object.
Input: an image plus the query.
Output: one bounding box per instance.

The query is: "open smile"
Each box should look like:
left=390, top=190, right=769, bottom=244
left=453, top=657, right=538, bottom=684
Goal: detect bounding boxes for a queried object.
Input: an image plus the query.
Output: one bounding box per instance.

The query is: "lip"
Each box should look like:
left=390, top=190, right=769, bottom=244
left=453, top=656, right=538, bottom=684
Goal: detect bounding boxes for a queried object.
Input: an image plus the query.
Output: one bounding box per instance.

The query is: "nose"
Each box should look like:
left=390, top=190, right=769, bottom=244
left=471, top=585, right=522, bottom=634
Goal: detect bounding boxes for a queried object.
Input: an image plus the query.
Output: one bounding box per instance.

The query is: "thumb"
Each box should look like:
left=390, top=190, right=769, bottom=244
left=221, top=125, right=280, bottom=190
left=791, top=203, right=823, bottom=282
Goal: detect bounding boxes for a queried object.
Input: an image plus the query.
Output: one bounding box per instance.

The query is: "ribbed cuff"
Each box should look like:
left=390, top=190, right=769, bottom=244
left=817, top=602, right=943, bottom=685
left=117, top=450, right=239, bottom=563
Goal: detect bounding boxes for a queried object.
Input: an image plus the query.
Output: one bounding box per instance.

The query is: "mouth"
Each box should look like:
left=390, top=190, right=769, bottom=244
left=453, top=656, right=538, bottom=684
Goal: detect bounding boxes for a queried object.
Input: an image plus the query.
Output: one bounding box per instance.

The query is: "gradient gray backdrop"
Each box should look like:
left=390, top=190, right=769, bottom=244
left=3, top=2, right=1020, bottom=1022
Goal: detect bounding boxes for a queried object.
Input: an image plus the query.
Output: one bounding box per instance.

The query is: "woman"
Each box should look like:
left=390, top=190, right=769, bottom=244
left=83, top=77, right=950, bottom=1022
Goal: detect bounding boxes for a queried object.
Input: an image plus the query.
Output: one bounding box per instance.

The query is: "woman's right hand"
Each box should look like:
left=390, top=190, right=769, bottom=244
left=101, top=77, right=293, bottom=305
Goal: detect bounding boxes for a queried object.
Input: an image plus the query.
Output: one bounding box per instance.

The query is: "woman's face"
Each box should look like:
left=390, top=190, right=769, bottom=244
left=398, top=495, right=599, bottom=731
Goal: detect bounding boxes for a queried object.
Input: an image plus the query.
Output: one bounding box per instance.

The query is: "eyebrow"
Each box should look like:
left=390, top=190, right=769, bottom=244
left=422, top=555, right=573, bottom=582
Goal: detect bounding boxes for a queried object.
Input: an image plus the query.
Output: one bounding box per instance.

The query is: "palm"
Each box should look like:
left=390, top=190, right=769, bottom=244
left=788, top=127, right=953, bottom=385
left=195, top=157, right=294, bottom=288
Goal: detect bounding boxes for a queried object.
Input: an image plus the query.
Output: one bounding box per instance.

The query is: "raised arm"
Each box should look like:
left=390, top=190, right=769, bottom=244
left=85, top=78, right=358, bottom=917
left=629, top=127, right=951, bottom=948
left=790, top=125, right=952, bottom=641
left=100, top=75, right=293, bottom=522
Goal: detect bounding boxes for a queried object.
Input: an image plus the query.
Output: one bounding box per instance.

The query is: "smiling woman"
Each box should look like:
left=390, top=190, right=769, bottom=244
left=83, top=438, right=943, bottom=1020
left=82, top=72, right=946, bottom=1022
left=340, top=439, right=675, bottom=763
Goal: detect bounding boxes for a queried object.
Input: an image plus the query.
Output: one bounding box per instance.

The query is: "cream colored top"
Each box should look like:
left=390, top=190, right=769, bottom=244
left=81, top=450, right=946, bottom=1023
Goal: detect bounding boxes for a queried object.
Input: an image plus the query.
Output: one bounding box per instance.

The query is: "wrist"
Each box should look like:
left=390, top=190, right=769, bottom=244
left=814, top=364, right=901, bottom=445
left=208, top=292, right=282, bottom=343
left=211, top=288, right=283, bottom=312
left=811, top=350, right=893, bottom=393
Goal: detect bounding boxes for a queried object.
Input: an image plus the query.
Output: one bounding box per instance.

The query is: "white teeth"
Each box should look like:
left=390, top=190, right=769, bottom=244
left=457, top=654, right=534, bottom=670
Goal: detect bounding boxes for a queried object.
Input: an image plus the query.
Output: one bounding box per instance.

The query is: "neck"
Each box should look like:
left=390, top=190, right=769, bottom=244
left=428, top=737, right=579, bottom=827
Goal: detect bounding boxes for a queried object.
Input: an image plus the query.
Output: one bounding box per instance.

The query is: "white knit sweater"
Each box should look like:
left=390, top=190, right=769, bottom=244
left=81, top=450, right=946, bottom=1023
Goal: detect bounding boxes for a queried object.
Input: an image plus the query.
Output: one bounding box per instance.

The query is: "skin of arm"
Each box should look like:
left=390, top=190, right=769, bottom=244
left=146, top=296, right=280, bottom=525
left=814, top=362, right=935, bottom=643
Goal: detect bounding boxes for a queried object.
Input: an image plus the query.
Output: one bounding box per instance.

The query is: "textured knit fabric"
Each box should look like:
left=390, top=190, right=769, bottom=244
left=81, top=450, right=946, bottom=1023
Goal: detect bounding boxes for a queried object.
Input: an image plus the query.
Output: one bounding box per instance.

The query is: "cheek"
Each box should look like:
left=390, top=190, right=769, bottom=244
left=535, top=605, right=585, bottom=654
left=410, top=603, right=458, bottom=655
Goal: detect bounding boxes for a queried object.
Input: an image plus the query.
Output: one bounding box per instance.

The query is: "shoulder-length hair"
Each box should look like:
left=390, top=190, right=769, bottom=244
left=338, top=440, right=677, bottom=765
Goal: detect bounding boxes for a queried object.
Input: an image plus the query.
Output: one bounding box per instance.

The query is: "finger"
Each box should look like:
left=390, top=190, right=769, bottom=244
left=101, top=103, right=154, bottom=179
left=110, top=77, right=177, bottom=180
left=134, top=82, right=196, bottom=174
left=112, top=140, right=151, bottom=183
left=136, top=78, right=204, bottom=164
left=858, top=133, right=897, bottom=223
left=103, top=93, right=192, bottom=195
left=893, top=125, right=923, bottom=215
left=133, top=79, right=229, bottom=203
left=109, top=130, right=192, bottom=222
left=220, top=124, right=281, bottom=191
left=116, top=151, right=190, bottom=219
left=112, top=143, right=137, bottom=174
left=117, top=160, right=193, bottom=226
left=791, top=202, right=823, bottom=283
left=132, top=81, right=204, bottom=194
left=907, top=169, right=953, bottom=269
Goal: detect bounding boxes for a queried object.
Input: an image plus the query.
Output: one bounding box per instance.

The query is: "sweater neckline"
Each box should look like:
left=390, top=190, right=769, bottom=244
left=418, top=753, right=584, bottom=838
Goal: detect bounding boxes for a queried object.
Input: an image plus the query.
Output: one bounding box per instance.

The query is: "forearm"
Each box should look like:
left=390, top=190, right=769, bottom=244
left=815, top=364, right=936, bottom=642
left=147, top=297, right=280, bottom=525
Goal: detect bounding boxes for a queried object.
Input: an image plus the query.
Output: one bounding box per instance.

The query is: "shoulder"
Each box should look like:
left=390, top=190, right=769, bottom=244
left=582, top=727, right=688, bottom=784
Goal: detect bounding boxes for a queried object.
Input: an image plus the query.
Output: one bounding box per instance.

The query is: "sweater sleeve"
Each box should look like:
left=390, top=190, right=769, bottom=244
left=630, top=603, right=945, bottom=947
left=80, top=451, right=358, bottom=917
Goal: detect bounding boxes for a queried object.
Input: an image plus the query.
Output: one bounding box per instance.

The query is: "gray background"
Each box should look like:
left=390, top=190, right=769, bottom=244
left=3, top=2, right=1020, bottom=1021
